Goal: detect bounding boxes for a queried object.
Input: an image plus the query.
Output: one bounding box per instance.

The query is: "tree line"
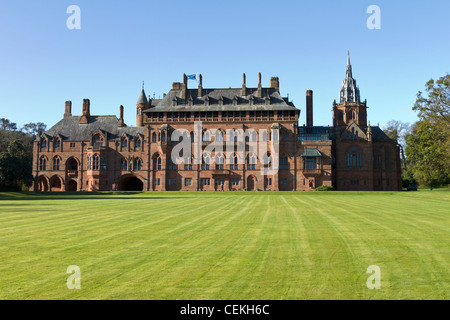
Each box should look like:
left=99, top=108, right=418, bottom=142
left=0, top=119, right=46, bottom=191
left=384, top=74, right=450, bottom=188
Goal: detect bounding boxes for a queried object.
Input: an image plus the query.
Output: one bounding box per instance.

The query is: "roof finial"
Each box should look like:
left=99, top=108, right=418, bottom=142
left=142, top=81, right=144, bottom=90
left=347, top=50, right=350, bottom=66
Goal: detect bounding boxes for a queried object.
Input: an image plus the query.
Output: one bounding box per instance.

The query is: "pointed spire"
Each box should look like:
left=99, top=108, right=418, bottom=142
left=347, top=50, right=350, bottom=66
left=137, top=87, right=148, bottom=105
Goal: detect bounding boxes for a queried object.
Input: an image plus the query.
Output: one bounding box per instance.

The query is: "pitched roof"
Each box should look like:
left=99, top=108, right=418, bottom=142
left=143, top=87, right=298, bottom=113
left=43, top=116, right=144, bottom=141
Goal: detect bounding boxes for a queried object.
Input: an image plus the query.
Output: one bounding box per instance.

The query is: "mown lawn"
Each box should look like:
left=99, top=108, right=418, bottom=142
left=0, top=191, right=448, bottom=300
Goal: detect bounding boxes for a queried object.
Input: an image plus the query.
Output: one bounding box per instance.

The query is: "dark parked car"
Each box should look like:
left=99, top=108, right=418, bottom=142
left=407, top=184, right=418, bottom=191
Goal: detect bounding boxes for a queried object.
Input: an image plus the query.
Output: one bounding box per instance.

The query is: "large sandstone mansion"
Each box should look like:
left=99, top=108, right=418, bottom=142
left=32, top=53, right=402, bottom=192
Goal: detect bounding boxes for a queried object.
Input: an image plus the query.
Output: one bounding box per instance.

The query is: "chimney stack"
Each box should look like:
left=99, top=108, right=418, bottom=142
left=80, top=99, right=90, bottom=124
left=198, top=74, right=203, bottom=97
left=256, top=72, right=262, bottom=97
left=182, top=73, right=188, bottom=100
left=241, top=73, right=247, bottom=96
left=118, top=105, right=125, bottom=127
left=270, top=77, right=279, bottom=93
left=306, top=90, right=313, bottom=127
left=64, top=101, right=72, bottom=118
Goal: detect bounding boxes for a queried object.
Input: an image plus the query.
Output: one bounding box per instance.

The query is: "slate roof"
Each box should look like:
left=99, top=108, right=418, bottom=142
left=137, top=89, right=148, bottom=105
left=143, top=87, right=298, bottom=113
left=43, top=116, right=144, bottom=141
left=367, top=126, right=391, bottom=140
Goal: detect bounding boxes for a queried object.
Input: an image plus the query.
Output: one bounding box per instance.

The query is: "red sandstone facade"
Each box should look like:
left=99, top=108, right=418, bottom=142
left=32, top=57, right=402, bottom=192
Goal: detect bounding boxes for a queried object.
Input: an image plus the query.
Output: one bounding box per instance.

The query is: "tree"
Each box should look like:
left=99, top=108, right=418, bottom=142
left=21, top=122, right=47, bottom=138
left=0, top=118, right=17, bottom=131
left=0, top=119, right=43, bottom=191
left=383, top=120, right=411, bottom=170
left=413, top=74, right=450, bottom=126
left=406, top=74, right=450, bottom=187
left=405, top=120, right=449, bottom=187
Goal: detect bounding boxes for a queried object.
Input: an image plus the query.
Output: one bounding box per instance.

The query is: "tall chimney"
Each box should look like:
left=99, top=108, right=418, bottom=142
left=198, top=74, right=203, bottom=97
left=182, top=73, right=188, bottom=100
left=270, top=77, right=279, bottom=93
left=64, top=101, right=72, bottom=118
left=256, top=72, right=262, bottom=97
left=80, top=99, right=90, bottom=124
left=306, top=90, right=313, bottom=127
left=241, top=73, right=247, bottom=96
left=118, top=105, right=125, bottom=127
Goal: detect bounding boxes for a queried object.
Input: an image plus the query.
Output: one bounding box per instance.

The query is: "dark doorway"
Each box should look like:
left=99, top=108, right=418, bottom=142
left=66, top=180, right=77, bottom=192
left=118, top=176, right=144, bottom=191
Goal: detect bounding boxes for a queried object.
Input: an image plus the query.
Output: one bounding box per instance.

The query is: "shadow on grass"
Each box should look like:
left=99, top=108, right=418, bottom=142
left=0, top=191, right=192, bottom=201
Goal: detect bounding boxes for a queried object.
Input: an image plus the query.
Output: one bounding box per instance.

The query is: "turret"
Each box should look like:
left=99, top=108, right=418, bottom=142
left=136, top=83, right=148, bottom=127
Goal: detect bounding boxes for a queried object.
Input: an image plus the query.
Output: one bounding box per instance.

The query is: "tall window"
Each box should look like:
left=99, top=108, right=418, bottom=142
left=215, top=130, right=224, bottom=142
left=40, top=139, right=47, bottom=151
left=89, top=154, right=100, bottom=170
left=39, top=156, right=47, bottom=171
left=215, top=153, right=224, bottom=170
left=134, top=158, right=142, bottom=171
left=53, top=156, right=60, bottom=171
left=121, top=159, right=128, bottom=171
left=230, top=154, right=238, bottom=170
left=168, top=158, right=177, bottom=170
left=347, top=147, right=362, bottom=168
left=54, top=138, right=61, bottom=149
left=247, top=153, right=256, bottom=170
left=202, top=130, right=210, bottom=142
left=153, top=155, right=161, bottom=170
left=135, top=138, right=141, bottom=149
left=152, top=132, right=157, bottom=142
left=121, top=138, right=127, bottom=148
left=184, top=156, right=193, bottom=170
left=305, top=157, right=317, bottom=170
left=202, top=154, right=210, bottom=170
left=263, top=152, right=272, bottom=168
left=280, top=155, right=289, bottom=170
left=161, top=131, right=166, bottom=142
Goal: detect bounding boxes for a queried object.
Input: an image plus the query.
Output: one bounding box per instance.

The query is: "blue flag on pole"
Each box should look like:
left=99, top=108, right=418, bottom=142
left=186, top=74, right=196, bottom=81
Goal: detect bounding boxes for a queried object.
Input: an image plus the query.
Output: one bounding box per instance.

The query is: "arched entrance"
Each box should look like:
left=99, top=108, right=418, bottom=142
left=66, top=180, right=77, bottom=192
left=247, top=175, right=256, bottom=191
left=36, top=176, right=49, bottom=192
left=118, top=175, right=144, bottom=191
left=50, top=176, right=63, bottom=191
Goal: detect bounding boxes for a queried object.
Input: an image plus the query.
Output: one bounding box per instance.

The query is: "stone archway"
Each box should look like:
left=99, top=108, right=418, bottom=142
left=66, top=180, right=77, bottom=192
left=49, top=176, right=63, bottom=191
left=247, top=175, right=256, bottom=191
left=118, top=175, right=144, bottom=191
left=36, top=176, right=49, bottom=192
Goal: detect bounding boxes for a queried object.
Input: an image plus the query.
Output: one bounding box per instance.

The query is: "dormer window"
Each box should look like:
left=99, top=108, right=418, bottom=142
left=54, top=138, right=61, bottom=149
left=218, top=96, right=224, bottom=107
left=233, top=96, right=238, bottom=106
left=121, top=138, right=128, bottom=148
left=265, top=95, right=271, bottom=105
left=172, top=97, right=178, bottom=106
left=40, top=139, right=47, bottom=150
left=205, top=96, right=210, bottom=106
left=249, top=95, right=254, bottom=106
left=93, top=135, right=104, bottom=147
left=188, top=96, right=194, bottom=106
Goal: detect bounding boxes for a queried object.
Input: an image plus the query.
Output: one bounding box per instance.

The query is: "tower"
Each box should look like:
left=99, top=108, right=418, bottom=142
left=333, top=52, right=367, bottom=128
left=136, top=82, right=148, bottom=127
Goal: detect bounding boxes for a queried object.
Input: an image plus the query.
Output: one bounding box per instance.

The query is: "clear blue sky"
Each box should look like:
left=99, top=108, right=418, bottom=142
left=0, top=0, right=449, bottom=129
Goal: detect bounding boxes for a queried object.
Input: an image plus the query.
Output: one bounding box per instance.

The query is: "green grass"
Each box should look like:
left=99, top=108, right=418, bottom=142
left=0, top=191, right=448, bottom=300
